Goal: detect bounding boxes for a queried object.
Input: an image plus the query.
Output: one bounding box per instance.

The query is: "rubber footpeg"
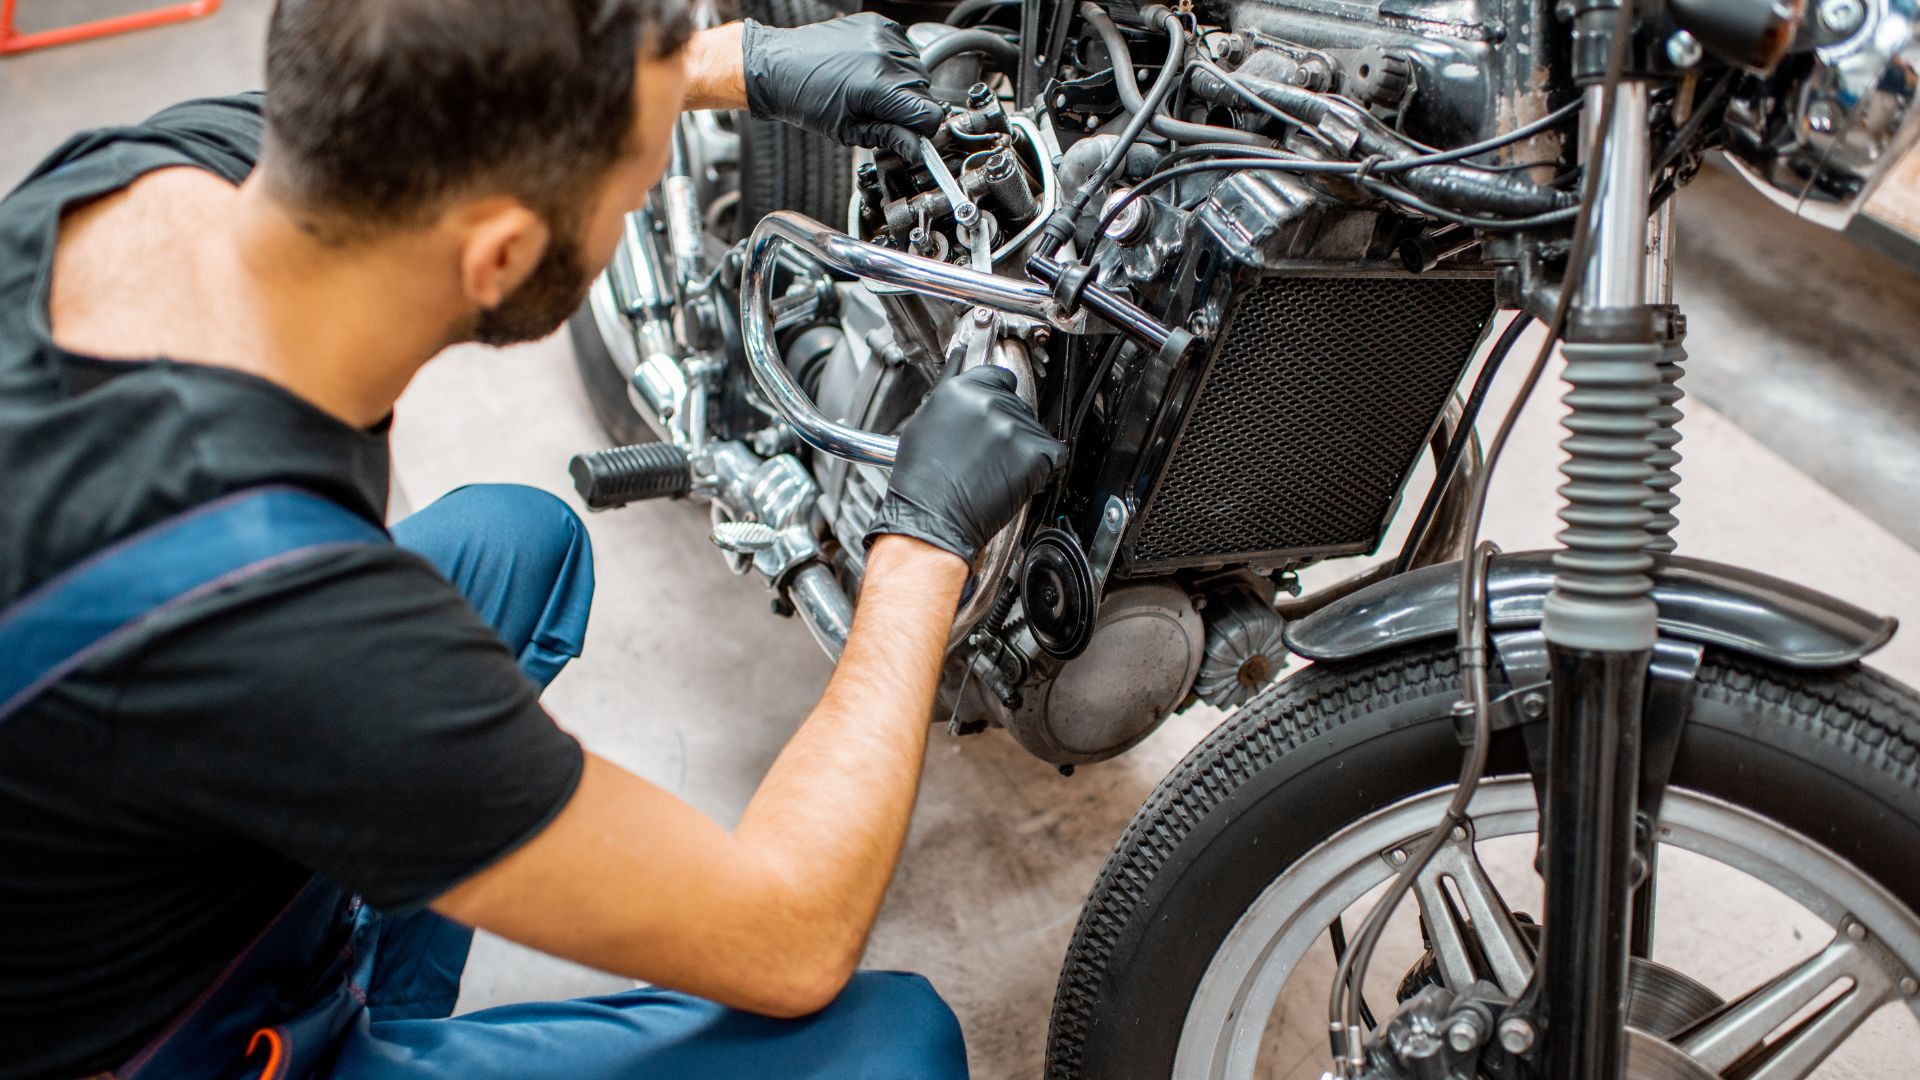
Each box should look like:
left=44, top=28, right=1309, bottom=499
left=568, top=443, right=692, bottom=510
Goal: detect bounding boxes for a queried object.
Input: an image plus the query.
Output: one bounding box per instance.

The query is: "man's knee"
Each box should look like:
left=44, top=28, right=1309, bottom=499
left=826, top=971, right=969, bottom=1078
left=392, top=484, right=596, bottom=686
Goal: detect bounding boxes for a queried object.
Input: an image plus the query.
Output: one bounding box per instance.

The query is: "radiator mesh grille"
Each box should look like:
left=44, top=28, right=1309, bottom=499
left=1130, top=275, right=1495, bottom=567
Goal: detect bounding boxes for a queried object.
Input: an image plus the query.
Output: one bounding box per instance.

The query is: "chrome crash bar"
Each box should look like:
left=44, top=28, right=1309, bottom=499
left=741, top=211, right=1069, bottom=467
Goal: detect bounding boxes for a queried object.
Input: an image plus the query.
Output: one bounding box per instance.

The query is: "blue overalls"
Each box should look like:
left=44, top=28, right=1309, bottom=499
left=0, top=483, right=968, bottom=1079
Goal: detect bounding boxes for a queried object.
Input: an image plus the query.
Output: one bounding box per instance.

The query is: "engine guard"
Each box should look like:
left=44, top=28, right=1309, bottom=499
left=1283, top=550, right=1897, bottom=670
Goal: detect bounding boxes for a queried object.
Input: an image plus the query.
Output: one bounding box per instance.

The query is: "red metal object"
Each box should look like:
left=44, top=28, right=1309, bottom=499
left=0, top=0, right=222, bottom=57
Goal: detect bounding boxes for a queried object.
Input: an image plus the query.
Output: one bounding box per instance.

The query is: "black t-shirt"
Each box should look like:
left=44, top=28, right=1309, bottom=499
left=0, top=96, right=585, bottom=1078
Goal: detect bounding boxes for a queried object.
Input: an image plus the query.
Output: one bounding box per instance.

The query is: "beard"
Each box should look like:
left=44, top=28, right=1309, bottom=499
left=468, top=220, right=595, bottom=347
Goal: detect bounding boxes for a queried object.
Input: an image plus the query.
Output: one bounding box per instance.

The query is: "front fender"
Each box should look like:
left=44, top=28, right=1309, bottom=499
left=1283, top=551, right=1897, bottom=669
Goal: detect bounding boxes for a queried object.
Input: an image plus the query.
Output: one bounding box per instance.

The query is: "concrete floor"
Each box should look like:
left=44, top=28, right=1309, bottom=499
left=7, top=5, right=1920, bottom=1076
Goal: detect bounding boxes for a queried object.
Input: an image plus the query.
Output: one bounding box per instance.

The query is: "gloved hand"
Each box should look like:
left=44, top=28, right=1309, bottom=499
left=741, top=14, right=946, bottom=160
left=866, top=367, right=1067, bottom=564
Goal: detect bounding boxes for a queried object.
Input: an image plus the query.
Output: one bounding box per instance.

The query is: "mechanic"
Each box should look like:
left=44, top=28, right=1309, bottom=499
left=0, top=1, right=1064, bottom=1078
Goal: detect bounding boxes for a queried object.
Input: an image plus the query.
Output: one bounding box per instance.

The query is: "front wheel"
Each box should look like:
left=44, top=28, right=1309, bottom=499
left=1047, top=641, right=1920, bottom=1079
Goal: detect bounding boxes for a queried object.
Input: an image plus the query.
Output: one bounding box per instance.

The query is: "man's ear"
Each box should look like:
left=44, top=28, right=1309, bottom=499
left=453, top=198, right=550, bottom=310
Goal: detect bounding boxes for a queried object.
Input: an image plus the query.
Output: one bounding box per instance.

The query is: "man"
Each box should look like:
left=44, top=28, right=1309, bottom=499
left=0, top=1, right=1063, bottom=1077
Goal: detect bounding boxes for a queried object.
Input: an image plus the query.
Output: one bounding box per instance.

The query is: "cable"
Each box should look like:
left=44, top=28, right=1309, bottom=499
left=943, top=0, right=1018, bottom=26
left=1039, top=8, right=1189, bottom=255
left=1391, top=312, right=1537, bottom=578
left=1083, top=158, right=1575, bottom=256
left=1079, top=3, right=1269, bottom=147
left=1187, top=52, right=1314, bottom=134
left=1323, top=0, right=1640, bottom=1064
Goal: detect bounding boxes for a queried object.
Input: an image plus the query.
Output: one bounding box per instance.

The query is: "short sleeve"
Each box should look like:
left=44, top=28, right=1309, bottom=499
left=101, top=547, right=585, bottom=911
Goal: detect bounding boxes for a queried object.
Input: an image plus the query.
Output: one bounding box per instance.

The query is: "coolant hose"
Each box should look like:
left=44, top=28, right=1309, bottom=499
left=1079, top=3, right=1269, bottom=149
left=921, top=26, right=1021, bottom=72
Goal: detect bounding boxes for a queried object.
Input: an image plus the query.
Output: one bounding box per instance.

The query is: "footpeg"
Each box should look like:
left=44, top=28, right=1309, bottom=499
left=568, top=443, right=692, bottom=510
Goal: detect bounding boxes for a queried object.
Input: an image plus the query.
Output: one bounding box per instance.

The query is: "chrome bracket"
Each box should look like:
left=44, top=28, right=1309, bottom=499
left=1088, top=496, right=1130, bottom=591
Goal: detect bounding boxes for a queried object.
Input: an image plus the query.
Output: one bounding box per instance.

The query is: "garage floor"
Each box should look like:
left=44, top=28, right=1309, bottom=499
left=7, top=4, right=1920, bottom=1076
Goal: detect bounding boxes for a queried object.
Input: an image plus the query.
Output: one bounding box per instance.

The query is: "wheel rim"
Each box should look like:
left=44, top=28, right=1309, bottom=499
left=1174, top=777, right=1920, bottom=1078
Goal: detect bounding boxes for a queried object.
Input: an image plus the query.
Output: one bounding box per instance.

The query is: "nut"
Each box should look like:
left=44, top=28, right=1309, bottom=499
left=1498, top=1017, right=1536, bottom=1055
left=1819, top=0, right=1866, bottom=34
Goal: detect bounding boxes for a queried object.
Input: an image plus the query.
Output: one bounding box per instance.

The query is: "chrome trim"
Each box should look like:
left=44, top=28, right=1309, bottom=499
left=1582, top=82, right=1653, bottom=310
left=1725, top=0, right=1920, bottom=227
left=742, top=211, right=1070, bottom=468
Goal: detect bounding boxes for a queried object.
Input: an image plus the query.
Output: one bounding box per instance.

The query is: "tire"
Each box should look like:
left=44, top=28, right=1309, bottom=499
left=1045, top=640, right=1920, bottom=1078
left=738, top=0, right=856, bottom=230
left=566, top=302, right=655, bottom=447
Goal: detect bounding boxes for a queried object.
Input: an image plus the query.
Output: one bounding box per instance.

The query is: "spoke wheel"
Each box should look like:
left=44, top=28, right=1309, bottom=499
left=1047, top=641, right=1920, bottom=1080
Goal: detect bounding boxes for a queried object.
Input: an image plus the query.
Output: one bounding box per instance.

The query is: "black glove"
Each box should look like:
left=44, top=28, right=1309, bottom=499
left=865, top=367, right=1067, bottom=563
left=741, top=14, right=946, bottom=160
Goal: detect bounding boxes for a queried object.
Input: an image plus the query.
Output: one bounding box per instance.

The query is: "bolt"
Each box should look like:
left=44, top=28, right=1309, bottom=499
left=1846, top=918, right=1867, bottom=941
left=1521, top=692, right=1547, bottom=718
left=954, top=201, right=980, bottom=227
left=1903, top=977, right=1919, bottom=996
left=1054, top=93, right=1069, bottom=111
left=967, top=81, right=995, bottom=109
left=1498, top=1017, right=1536, bottom=1055
left=1451, top=825, right=1468, bottom=841
left=1665, top=30, right=1702, bottom=69
left=1389, top=848, right=1409, bottom=866
left=1446, top=1014, right=1486, bottom=1053
left=1809, top=99, right=1841, bottom=134
left=1819, top=0, right=1866, bottom=33
left=1028, top=325, right=1052, bottom=347
left=909, top=225, right=929, bottom=248
left=1106, top=505, right=1122, bottom=524
left=973, top=306, right=995, bottom=326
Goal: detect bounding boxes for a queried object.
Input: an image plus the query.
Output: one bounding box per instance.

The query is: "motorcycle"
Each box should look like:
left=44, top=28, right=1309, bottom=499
left=565, top=0, right=1920, bottom=1073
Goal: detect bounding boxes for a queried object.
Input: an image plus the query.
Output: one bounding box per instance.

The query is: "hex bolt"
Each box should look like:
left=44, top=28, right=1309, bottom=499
left=973, top=306, right=995, bottom=327
left=1498, top=1017, right=1537, bottom=1055
left=1809, top=99, right=1841, bottom=134
left=1820, top=0, right=1866, bottom=34
left=1446, top=1013, right=1487, bottom=1053
left=966, top=82, right=994, bottom=109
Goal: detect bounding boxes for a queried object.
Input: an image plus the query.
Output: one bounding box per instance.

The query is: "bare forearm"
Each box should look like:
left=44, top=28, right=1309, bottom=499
left=734, top=537, right=965, bottom=963
left=681, top=23, right=748, bottom=112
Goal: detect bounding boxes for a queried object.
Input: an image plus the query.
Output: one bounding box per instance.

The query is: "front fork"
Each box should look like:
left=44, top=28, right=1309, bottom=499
left=1528, top=75, right=1675, bottom=1079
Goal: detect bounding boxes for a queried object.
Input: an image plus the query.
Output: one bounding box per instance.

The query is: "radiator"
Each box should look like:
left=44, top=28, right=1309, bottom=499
left=1127, top=273, right=1497, bottom=571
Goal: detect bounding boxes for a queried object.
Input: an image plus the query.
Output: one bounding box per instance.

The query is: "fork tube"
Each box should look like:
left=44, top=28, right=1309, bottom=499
left=1536, top=77, right=1659, bottom=1080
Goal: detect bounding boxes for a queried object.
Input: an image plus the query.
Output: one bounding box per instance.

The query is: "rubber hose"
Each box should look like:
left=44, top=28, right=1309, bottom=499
left=1079, top=3, right=1270, bottom=148
left=921, top=26, right=1021, bottom=72
left=944, top=0, right=1019, bottom=26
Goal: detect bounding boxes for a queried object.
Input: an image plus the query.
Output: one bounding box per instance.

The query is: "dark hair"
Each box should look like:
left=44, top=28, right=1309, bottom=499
left=263, top=0, right=693, bottom=239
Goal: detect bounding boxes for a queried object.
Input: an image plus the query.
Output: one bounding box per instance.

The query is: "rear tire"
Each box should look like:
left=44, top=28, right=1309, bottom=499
left=738, top=0, right=856, bottom=229
left=1045, top=640, right=1920, bottom=1078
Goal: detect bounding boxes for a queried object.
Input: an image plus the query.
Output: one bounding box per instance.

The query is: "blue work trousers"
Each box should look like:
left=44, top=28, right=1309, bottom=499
left=334, top=484, right=968, bottom=1078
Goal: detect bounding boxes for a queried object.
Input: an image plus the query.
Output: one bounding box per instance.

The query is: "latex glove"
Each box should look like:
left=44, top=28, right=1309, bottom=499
left=741, top=14, right=946, bottom=159
left=866, top=367, right=1067, bottom=564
